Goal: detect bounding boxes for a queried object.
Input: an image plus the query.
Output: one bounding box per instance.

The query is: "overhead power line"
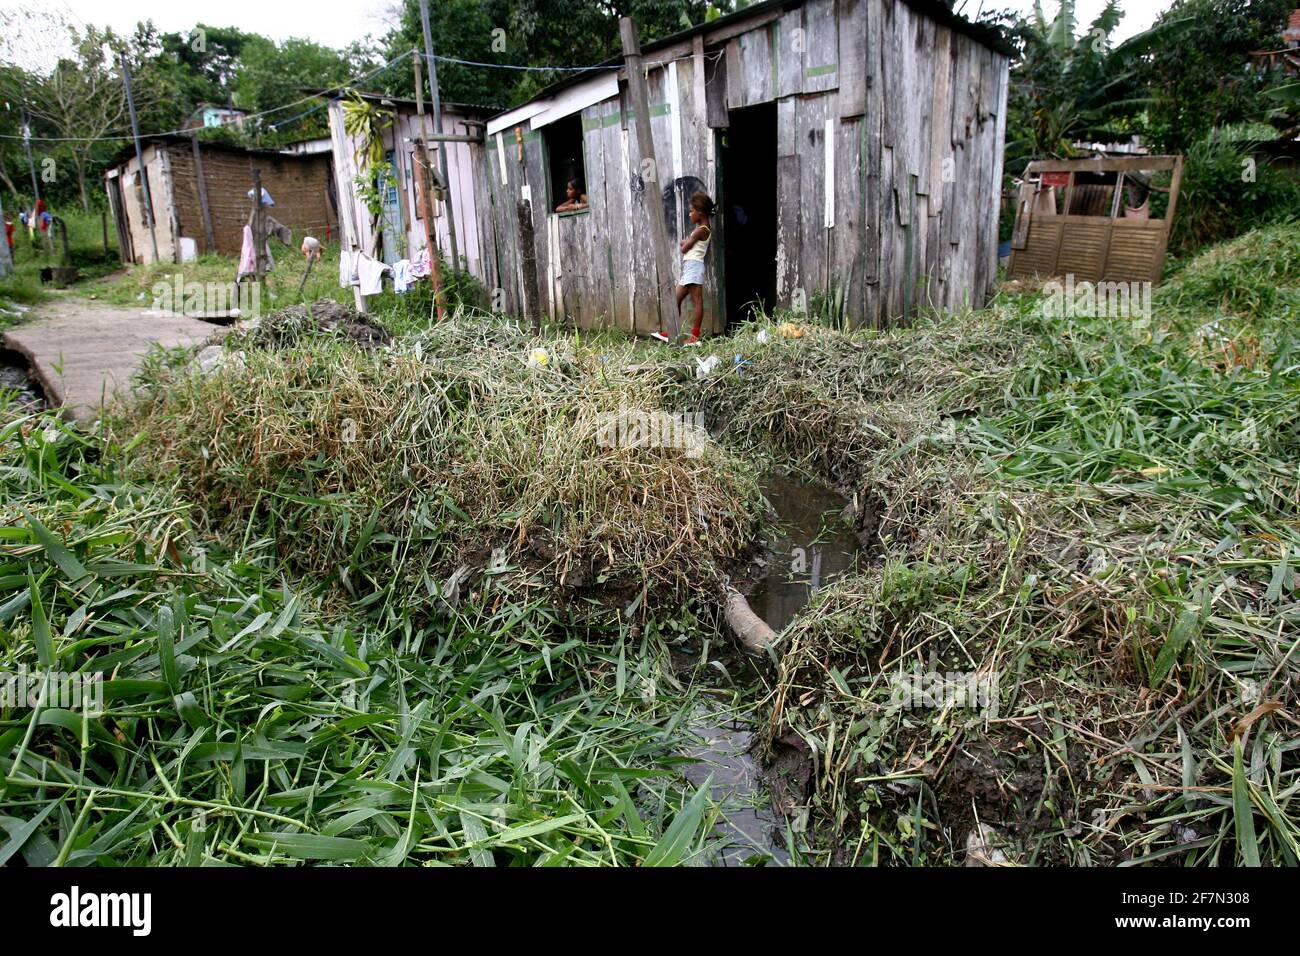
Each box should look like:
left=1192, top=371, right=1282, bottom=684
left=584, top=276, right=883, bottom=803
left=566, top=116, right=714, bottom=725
left=1, top=44, right=713, bottom=145
left=0, top=48, right=417, bottom=143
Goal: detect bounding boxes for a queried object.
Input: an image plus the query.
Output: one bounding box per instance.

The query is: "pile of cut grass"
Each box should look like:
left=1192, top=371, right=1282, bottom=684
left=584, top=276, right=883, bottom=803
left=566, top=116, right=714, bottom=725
left=691, top=228, right=1300, bottom=866
left=1157, top=220, right=1300, bottom=318
left=111, top=316, right=762, bottom=617
left=0, top=411, right=728, bottom=866
left=678, top=309, right=1034, bottom=551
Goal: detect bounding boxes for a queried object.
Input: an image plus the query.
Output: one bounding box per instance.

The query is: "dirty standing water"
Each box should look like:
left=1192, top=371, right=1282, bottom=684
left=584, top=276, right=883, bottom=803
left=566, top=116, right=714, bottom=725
left=0, top=349, right=46, bottom=411
left=684, top=474, right=861, bottom=865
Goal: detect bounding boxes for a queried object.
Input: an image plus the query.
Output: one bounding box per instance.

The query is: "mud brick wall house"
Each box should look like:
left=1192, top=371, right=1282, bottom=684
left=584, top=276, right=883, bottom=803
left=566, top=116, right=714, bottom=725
left=478, top=0, right=1012, bottom=333
left=103, top=136, right=340, bottom=265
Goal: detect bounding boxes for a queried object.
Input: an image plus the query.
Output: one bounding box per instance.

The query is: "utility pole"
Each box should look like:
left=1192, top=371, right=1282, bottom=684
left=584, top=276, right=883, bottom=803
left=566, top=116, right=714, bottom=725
left=418, top=0, right=459, bottom=271
left=620, top=17, right=679, bottom=341
left=120, top=54, right=159, bottom=263
left=20, top=109, right=39, bottom=204
left=0, top=193, right=12, bottom=278
left=413, top=48, right=446, bottom=321
left=20, top=109, right=52, bottom=256
left=252, top=168, right=266, bottom=283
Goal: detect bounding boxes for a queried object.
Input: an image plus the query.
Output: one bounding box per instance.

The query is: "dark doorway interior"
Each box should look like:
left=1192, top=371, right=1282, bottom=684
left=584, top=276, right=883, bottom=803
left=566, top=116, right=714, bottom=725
left=719, top=102, right=777, bottom=328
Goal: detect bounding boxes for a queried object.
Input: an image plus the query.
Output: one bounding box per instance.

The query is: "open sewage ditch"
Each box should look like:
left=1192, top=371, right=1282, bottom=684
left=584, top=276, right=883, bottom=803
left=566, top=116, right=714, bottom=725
left=680, top=474, right=863, bottom=865
left=0, top=347, right=47, bottom=412
left=18, top=225, right=1299, bottom=866
left=97, top=301, right=881, bottom=865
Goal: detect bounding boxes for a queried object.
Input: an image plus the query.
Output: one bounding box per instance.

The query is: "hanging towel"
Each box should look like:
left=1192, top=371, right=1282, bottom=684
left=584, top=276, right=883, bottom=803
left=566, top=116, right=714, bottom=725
left=339, top=249, right=357, bottom=288
left=237, top=224, right=257, bottom=278
left=356, top=254, right=389, bottom=296
left=392, top=258, right=413, bottom=293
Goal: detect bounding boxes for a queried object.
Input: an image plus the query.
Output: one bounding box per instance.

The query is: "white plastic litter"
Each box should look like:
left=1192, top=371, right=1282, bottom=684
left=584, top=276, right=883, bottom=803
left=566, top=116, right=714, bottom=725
left=695, top=355, right=722, bottom=379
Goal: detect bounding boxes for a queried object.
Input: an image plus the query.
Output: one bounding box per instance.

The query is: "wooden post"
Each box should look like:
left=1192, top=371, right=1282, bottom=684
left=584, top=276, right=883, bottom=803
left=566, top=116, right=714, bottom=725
left=252, top=168, right=265, bottom=283
left=414, top=48, right=446, bottom=322
left=297, top=253, right=317, bottom=295
left=0, top=193, right=11, bottom=278
left=620, top=16, right=679, bottom=341
left=1164, top=155, right=1184, bottom=227
left=419, top=0, right=459, bottom=270
left=120, top=57, right=159, bottom=263
left=190, top=134, right=217, bottom=254
left=517, top=199, right=541, bottom=332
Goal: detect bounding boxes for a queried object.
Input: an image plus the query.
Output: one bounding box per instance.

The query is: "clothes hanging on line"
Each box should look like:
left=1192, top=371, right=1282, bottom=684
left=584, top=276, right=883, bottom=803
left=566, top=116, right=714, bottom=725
left=338, top=249, right=358, bottom=288
left=409, top=246, right=432, bottom=279
left=237, top=224, right=258, bottom=279
left=392, top=258, right=413, bottom=293
left=356, top=254, right=389, bottom=296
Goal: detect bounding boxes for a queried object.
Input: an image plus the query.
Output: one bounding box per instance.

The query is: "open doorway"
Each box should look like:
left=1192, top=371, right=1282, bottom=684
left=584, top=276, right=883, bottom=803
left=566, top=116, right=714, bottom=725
left=719, top=102, right=776, bottom=328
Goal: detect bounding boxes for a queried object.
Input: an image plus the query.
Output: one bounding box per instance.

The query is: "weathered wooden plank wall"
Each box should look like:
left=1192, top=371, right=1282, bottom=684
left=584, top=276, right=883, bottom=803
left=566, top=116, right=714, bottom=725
left=481, top=0, right=1009, bottom=332
left=328, top=102, right=493, bottom=285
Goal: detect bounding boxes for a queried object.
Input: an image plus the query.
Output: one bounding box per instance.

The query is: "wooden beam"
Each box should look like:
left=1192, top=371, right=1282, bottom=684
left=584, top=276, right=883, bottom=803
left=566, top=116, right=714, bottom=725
left=1025, top=155, right=1181, bottom=174
left=252, top=167, right=265, bottom=282
left=189, top=134, right=217, bottom=254
left=517, top=199, right=542, bottom=332
left=414, top=47, right=446, bottom=322
left=620, top=16, right=680, bottom=341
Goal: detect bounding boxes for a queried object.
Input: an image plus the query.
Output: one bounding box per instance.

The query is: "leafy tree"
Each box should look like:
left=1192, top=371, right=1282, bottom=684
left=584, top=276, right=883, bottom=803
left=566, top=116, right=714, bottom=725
left=1001, top=0, right=1159, bottom=174
left=234, top=37, right=373, bottom=144
left=1133, top=0, right=1298, bottom=149
left=380, top=0, right=710, bottom=108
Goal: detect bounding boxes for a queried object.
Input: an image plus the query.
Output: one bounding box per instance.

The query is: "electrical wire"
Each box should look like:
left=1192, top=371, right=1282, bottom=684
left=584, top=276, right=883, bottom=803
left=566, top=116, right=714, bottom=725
left=426, top=53, right=619, bottom=73
left=4, top=41, right=725, bottom=144
left=1, top=49, right=416, bottom=143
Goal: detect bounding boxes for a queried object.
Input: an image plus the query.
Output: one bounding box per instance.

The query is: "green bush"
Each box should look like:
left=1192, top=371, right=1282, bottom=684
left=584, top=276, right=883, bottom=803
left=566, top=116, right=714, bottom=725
left=1169, top=132, right=1300, bottom=255
left=371, top=254, right=490, bottom=333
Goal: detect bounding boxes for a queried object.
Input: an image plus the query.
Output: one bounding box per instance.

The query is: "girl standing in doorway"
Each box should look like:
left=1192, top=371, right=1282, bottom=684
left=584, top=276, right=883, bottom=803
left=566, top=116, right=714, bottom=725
left=653, top=190, right=713, bottom=345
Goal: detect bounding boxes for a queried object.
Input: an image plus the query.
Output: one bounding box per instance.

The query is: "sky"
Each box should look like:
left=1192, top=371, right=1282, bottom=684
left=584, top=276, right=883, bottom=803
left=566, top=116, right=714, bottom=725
left=3, top=0, right=1175, bottom=71
left=978, top=0, right=1170, bottom=41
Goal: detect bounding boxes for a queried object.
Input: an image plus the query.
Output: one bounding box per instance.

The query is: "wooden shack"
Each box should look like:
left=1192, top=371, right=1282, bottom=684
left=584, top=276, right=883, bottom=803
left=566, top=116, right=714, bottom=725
left=325, top=95, right=495, bottom=280
left=103, top=136, right=339, bottom=265
left=477, top=0, right=1011, bottom=333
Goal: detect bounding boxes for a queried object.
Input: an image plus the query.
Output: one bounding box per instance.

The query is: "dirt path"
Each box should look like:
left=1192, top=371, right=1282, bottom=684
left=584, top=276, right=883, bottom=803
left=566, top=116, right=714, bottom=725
left=3, top=293, right=212, bottom=425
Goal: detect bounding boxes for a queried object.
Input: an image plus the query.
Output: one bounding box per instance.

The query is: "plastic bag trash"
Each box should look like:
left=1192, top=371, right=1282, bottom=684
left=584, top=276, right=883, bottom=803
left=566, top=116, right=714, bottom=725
left=695, top=355, right=722, bottom=379
left=756, top=328, right=770, bottom=344
left=527, top=347, right=550, bottom=368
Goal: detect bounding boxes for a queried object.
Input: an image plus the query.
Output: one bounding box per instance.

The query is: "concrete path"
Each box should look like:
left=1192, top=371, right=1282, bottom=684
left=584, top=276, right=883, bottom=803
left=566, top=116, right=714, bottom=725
left=3, top=293, right=213, bottom=424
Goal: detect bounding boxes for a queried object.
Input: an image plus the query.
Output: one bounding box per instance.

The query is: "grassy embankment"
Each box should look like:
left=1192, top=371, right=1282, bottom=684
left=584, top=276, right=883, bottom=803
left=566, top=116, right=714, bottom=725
left=0, top=406, right=766, bottom=864
left=683, top=223, right=1299, bottom=865
left=2, top=222, right=1297, bottom=866
left=0, top=295, right=773, bottom=865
